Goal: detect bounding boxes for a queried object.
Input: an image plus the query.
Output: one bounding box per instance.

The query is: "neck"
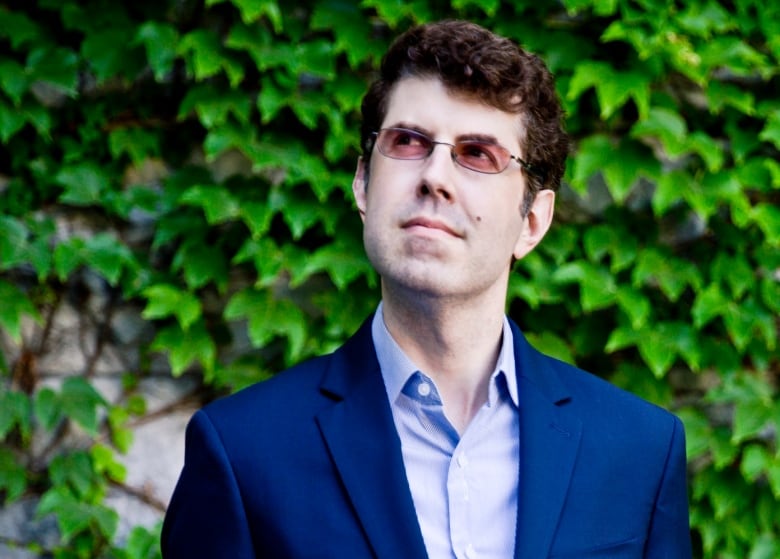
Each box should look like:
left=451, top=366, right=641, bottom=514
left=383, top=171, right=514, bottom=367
left=380, top=285, right=506, bottom=433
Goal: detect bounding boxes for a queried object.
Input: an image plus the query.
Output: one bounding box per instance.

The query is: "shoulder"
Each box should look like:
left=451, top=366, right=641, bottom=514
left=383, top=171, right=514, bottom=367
left=510, top=320, right=682, bottom=439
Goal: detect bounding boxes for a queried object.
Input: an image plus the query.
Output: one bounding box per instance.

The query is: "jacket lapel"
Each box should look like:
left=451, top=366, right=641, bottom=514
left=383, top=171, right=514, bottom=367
left=510, top=322, right=582, bottom=559
left=315, top=318, right=428, bottom=559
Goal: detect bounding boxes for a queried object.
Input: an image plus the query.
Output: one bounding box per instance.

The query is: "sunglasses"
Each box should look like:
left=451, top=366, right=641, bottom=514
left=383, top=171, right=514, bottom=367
left=372, top=127, right=544, bottom=179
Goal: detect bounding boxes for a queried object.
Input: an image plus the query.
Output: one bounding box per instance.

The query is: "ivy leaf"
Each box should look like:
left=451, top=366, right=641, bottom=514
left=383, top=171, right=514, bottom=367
left=136, top=21, right=179, bottom=81
left=179, top=184, right=241, bottom=224
left=740, top=444, right=769, bottom=482
left=26, top=46, right=79, bottom=97
left=209, top=0, right=283, bottom=30
left=615, top=286, right=651, bottom=330
left=552, top=261, right=617, bottom=311
left=0, top=99, right=27, bottom=142
left=296, top=239, right=372, bottom=290
left=692, top=283, right=728, bottom=329
left=0, top=10, right=42, bottom=49
left=631, top=106, right=687, bottom=158
left=0, top=215, right=28, bottom=269
left=751, top=203, right=780, bottom=245
left=759, top=110, right=780, bottom=150
left=83, top=233, right=135, bottom=286
left=172, top=241, right=229, bottom=291
left=0, top=390, right=31, bottom=441
left=0, top=58, right=28, bottom=105
left=524, top=331, right=575, bottom=365
left=732, top=398, right=772, bottom=444
left=633, top=248, right=702, bottom=302
left=150, top=321, right=216, bottom=378
left=34, top=387, right=64, bottom=431
left=91, top=443, right=127, bottom=482
left=141, top=284, right=202, bottom=331
left=60, top=378, right=107, bottom=435
left=108, top=126, right=162, bottom=164
left=0, top=447, right=27, bottom=504
left=56, top=163, right=112, bottom=206
left=0, top=280, right=40, bottom=343
left=81, top=29, right=135, bottom=82
left=224, top=288, right=307, bottom=362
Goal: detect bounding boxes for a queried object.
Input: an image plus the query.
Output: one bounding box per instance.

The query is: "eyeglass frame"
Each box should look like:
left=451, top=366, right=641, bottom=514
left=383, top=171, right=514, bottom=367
left=369, top=127, right=547, bottom=182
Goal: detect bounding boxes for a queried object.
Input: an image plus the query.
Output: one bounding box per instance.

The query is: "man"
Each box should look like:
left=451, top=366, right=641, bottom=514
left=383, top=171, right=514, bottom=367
left=161, top=20, right=692, bottom=559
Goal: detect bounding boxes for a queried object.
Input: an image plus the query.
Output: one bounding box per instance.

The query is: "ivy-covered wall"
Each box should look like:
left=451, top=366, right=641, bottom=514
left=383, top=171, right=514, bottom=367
left=0, top=1, right=778, bottom=558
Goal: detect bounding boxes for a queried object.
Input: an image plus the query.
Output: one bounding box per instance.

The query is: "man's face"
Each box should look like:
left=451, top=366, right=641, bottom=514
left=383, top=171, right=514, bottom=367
left=352, top=76, right=554, bottom=303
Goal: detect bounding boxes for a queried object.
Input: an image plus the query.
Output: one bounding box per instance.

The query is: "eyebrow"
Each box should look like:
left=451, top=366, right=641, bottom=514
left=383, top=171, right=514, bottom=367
left=387, top=121, right=504, bottom=146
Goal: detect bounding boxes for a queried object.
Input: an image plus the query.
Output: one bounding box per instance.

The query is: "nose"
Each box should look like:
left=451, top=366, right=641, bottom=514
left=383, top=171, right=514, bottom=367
left=418, top=143, right=457, bottom=201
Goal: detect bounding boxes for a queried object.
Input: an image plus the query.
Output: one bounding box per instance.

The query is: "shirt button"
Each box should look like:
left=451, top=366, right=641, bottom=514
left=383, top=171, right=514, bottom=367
left=417, top=381, right=431, bottom=397
left=457, top=453, right=469, bottom=468
left=465, top=544, right=476, bottom=559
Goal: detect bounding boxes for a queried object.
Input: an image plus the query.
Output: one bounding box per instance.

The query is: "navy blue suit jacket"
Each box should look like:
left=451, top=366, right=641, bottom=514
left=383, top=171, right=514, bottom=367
left=161, top=317, right=692, bottom=558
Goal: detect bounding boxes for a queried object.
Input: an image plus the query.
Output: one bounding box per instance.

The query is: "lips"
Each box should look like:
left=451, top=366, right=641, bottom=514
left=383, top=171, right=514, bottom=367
left=402, top=216, right=462, bottom=238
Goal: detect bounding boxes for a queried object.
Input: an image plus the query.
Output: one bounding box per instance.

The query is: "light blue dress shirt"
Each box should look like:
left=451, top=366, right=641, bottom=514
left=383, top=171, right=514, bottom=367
left=372, top=303, right=520, bottom=559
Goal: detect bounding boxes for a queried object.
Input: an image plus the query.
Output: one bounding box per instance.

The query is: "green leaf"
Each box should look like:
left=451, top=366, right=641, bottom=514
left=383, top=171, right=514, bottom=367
left=552, top=261, right=617, bottom=311
left=0, top=280, right=40, bottom=343
left=295, top=239, right=372, bottom=290
left=60, top=378, right=107, bottom=435
left=0, top=447, right=27, bottom=503
left=615, top=286, right=651, bottom=329
left=141, top=284, right=202, bottom=331
left=48, top=451, right=96, bottom=499
left=179, top=29, right=244, bottom=86
left=91, top=443, right=127, bottom=482
left=53, top=237, right=86, bottom=281
left=172, top=241, right=230, bottom=291
left=0, top=99, right=27, bottom=142
left=692, top=283, right=729, bottom=328
left=108, top=127, right=162, bottom=164
left=224, top=288, right=307, bottom=362
left=83, top=233, right=135, bottom=286
left=524, top=331, right=575, bottom=365
left=631, top=107, right=687, bottom=157
left=81, top=29, right=135, bottom=82
left=179, top=184, right=241, bottom=224
left=56, top=163, right=112, bottom=206
left=732, top=398, right=772, bottom=444
left=0, top=57, right=28, bottom=105
left=26, top=46, right=79, bottom=96
left=633, top=248, right=702, bottom=302
left=136, top=21, right=179, bottom=81
left=758, top=109, right=780, bottom=149
left=0, top=215, right=29, bottom=269
left=751, top=203, right=780, bottom=245
left=150, top=321, right=216, bottom=377
left=0, top=10, right=42, bottom=49
left=740, top=444, right=769, bottom=482
left=34, top=387, right=63, bottom=431
left=0, top=389, right=31, bottom=441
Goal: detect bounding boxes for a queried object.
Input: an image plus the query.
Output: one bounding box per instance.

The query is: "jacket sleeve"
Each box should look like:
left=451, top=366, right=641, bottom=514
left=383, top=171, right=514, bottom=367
left=644, top=416, right=693, bottom=558
left=161, top=409, right=256, bottom=559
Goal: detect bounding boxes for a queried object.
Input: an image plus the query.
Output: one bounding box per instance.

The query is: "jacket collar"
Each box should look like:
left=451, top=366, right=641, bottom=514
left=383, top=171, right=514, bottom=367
left=316, top=316, right=429, bottom=559
left=316, top=315, right=582, bottom=559
left=510, top=320, right=582, bottom=558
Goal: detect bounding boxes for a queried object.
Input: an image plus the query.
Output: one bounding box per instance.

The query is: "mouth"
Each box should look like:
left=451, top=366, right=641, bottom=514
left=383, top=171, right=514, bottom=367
left=402, top=216, right=462, bottom=238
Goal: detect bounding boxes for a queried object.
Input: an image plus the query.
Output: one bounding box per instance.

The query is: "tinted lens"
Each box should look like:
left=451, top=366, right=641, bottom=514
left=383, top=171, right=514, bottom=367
left=452, top=141, right=510, bottom=173
left=377, top=128, right=432, bottom=159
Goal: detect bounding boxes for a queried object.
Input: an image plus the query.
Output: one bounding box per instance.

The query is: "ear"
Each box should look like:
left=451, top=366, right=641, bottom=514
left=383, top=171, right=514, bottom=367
left=513, top=189, right=555, bottom=260
left=352, top=157, right=367, bottom=222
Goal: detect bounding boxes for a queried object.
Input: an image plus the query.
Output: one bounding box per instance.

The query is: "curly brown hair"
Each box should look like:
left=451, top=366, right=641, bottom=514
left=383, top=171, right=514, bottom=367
left=360, top=20, right=569, bottom=200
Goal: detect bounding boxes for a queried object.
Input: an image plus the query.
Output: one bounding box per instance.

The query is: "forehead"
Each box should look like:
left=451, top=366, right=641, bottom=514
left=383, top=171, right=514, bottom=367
left=382, top=76, right=525, bottom=150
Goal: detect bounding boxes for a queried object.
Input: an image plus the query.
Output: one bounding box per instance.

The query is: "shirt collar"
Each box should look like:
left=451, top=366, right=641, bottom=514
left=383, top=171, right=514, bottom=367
left=372, top=302, right=519, bottom=408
